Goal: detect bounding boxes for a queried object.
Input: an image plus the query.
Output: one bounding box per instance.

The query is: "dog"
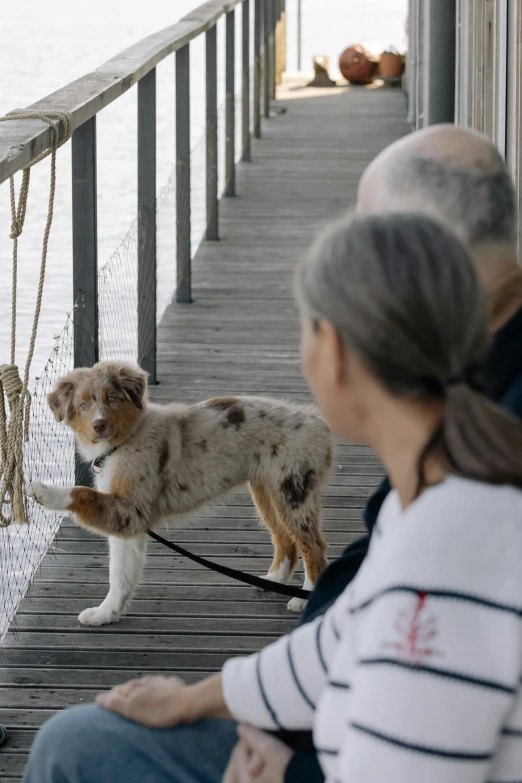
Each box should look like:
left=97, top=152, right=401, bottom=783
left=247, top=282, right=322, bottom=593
left=28, top=361, right=333, bottom=625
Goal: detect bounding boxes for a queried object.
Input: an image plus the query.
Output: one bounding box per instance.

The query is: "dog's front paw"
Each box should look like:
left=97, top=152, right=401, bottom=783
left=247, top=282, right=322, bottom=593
left=27, top=481, right=72, bottom=511
left=287, top=597, right=307, bottom=613
left=78, top=606, right=121, bottom=626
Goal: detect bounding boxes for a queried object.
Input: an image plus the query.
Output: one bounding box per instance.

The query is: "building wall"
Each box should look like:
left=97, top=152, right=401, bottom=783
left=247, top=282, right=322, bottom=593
left=506, top=0, right=522, bottom=224
left=408, top=0, right=522, bottom=252
left=454, top=0, right=508, bottom=154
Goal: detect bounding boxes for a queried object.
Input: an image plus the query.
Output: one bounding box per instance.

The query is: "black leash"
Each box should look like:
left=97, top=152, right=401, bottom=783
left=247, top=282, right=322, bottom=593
left=147, top=529, right=311, bottom=599
left=92, top=450, right=309, bottom=599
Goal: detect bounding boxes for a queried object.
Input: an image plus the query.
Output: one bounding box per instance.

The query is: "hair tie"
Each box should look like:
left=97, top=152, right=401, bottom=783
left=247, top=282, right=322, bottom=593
left=443, top=374, right=466, bottom=389
left=422, top=366, right=484, bottom=395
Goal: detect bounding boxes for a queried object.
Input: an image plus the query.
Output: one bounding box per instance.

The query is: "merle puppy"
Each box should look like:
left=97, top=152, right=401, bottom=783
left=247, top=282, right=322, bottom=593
left=29, top=361, right=333, bottom=624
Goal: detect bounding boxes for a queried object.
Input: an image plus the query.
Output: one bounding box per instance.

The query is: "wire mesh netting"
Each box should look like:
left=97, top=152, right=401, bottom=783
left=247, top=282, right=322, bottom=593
left=0, top=317, right=76, bottom=642
left=0, top=17, right=257, bottom=640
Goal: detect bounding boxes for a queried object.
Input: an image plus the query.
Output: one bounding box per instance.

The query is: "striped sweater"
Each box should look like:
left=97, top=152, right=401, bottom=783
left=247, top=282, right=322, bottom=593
left=222, top=476, right=522, bottom=782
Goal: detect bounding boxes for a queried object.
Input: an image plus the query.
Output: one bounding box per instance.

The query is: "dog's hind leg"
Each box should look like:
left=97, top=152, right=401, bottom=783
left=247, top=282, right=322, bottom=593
left=249, top=484, right=298, bottom=586
left=270, top=490, right=328, bottom=613
left=78, top=534, right=148, bottom=626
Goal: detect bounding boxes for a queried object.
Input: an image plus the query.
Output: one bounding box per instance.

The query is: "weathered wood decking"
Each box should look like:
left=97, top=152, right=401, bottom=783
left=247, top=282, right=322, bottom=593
left=0, top=80, right=409, bottom=779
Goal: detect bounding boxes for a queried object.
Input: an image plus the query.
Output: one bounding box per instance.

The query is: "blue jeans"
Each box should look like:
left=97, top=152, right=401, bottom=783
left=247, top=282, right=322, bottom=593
left=23, top=704, right=238, bottom=783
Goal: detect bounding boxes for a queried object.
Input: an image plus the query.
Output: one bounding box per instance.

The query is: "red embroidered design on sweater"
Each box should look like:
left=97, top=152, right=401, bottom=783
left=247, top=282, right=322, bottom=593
left=383, top=592, right=443, bottom=664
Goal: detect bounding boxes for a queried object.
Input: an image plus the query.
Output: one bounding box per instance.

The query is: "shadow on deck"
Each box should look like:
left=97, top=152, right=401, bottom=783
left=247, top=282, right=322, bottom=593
left=0, top=79, right=409, bottom=779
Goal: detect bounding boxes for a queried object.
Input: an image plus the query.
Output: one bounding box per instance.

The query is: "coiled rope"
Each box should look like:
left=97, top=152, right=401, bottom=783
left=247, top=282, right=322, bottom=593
left=0, top=110, right=73, bottom=526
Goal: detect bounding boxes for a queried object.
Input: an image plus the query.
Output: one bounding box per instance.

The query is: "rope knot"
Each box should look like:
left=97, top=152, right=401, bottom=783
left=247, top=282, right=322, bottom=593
left=0, top=365, right=24, bottom=401
left=0, top=365, right=31, bottom=527
left=2, top=109, right=74, bottom=165
left=9, top=218, right=23, bottom=240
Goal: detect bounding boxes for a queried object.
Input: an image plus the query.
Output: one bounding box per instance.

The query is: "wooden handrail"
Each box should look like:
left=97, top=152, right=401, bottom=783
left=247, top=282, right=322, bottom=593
left=0, top=0, right=244, bottom=184
left=0, top=0, right=284, bottom=491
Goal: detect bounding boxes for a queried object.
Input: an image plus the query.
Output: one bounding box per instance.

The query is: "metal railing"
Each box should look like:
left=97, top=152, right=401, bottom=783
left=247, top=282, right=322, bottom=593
left=0, top=0, right=286, bottom=388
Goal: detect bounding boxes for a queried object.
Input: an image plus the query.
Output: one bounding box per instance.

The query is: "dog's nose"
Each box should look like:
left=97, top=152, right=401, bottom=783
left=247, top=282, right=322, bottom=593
left=92, top=419, right=108, bottom=435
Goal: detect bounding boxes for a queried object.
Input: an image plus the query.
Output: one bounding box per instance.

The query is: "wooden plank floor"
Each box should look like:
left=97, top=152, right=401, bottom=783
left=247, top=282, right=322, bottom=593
left=0, top=79, right=409, bottom=779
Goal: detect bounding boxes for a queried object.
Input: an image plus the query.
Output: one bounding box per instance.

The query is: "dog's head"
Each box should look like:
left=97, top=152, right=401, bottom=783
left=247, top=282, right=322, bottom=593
left=48, top=361, right=148, bottom=450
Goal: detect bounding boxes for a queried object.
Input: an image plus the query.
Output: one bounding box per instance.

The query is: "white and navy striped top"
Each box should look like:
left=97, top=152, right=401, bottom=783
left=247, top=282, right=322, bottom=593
left=222, top=476, right=522, bottom=782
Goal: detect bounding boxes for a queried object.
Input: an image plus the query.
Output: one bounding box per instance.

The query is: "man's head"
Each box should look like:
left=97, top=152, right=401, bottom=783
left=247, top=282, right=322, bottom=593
left=357, top=125, right=520, bottom=329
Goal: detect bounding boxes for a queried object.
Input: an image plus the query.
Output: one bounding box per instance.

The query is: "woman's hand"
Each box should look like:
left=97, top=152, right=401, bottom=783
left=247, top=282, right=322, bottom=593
left=95, top=675, right=190, bottom=727
left=96, top=672, right=231, bottom=727
left=223, top=724, right=293, bottom=783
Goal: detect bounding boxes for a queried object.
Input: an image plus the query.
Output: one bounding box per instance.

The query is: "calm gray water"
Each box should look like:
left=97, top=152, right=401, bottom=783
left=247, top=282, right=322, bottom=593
left=0, top=0, right=407, bottom=377
left=0, top=0, right=406, bottom=637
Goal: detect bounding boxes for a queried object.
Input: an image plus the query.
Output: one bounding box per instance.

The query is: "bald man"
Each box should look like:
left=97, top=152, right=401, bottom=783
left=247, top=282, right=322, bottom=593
left=359, top=124, right=522, bottom=332
left=301, top=124, right=522, bottom=627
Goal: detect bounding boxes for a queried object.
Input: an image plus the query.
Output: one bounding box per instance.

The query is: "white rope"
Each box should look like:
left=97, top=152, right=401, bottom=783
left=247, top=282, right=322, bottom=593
left=0, top=110, right=73, bottom=526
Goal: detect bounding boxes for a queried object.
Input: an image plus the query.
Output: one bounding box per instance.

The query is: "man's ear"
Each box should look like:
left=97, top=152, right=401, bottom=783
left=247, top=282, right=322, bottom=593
left=117, top=365, right=149, bottom=410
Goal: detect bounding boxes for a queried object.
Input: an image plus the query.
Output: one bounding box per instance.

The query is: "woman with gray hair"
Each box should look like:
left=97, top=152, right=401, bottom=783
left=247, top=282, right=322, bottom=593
left=25, top=213, right=522, bottom=783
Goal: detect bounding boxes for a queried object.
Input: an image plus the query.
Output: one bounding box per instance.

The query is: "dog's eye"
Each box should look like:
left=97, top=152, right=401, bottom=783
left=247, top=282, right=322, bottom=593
left=80, top=401, right=88, bottom=409
left=107, top=395, right=116, bottom=403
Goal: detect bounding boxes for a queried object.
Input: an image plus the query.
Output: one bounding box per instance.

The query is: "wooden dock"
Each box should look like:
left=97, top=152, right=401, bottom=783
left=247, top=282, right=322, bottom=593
left=0, top=80, right=409, bottom=779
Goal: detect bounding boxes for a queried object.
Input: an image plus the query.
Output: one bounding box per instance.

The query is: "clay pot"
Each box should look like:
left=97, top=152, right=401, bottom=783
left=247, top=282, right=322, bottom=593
left=379, top=52, right=403, bottom=78
left=339, top=44, right=378, bottom=85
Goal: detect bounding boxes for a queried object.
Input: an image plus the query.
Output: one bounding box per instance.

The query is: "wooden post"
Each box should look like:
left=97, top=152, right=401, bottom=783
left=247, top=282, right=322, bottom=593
left=176, top=44, right=191, bottom=303
left=254, top=0, right=262, bottom=137
left=72, top=118, right=98, bottom=370
left=269, top=0, right=276, bottom=99
left=206, top=25, right=219, bottom=239
left=241, top=0, right=251, bottom=161
left=297, top=0, right=302, bottom=71
left=225, top=9, right=236, bottom=196
left=263, top=0, right=270, bottom=116
left=137, top=68, right=157, bottom=383
left=281, top=0, right=286, bottom=73
left=276, top=0, right=284, bottom=85
left=72, top=116, right=98, bottom=485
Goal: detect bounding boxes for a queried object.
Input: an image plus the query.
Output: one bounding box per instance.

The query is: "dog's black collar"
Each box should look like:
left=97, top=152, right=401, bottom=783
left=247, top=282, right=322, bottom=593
left=92, top=445, right=120, bottom=474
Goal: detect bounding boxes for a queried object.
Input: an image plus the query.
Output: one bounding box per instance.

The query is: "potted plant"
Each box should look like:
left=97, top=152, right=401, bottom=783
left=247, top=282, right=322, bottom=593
left=379, top=46, right=404, bottom=78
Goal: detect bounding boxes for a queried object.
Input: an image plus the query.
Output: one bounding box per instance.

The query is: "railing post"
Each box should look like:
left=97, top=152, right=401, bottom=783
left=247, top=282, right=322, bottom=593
left=72, top=116, right=98, bottom=485
left=281, top=0, right=286, bottom=73
left=176, top=44, right=191, bottom=303
left=297, top=0, right=302, bottom=71
left=254, top=0, right=262, bottom=137
left=263, top=0, right=270, bottom=117
left=137, top=68, right=157, bottom=383
left=269, top=0, right=276, bottom=100
left=206, top=25, right=219, bottom=240
left=241, top=0, right=251, bottom=162
left=275, top=0, right=283, bottom=86
left=225, top=9, right=236, bottom=196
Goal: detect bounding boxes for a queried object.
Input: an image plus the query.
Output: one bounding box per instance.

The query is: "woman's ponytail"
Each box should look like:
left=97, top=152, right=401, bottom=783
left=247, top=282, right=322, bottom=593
left=425, top=385, right=522, bottom=490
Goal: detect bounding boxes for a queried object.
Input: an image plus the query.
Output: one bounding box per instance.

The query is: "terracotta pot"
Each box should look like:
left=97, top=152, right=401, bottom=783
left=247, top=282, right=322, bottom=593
left=339, top=44, right=378, bottom=85
left=379, top=52, right=403, bottom=78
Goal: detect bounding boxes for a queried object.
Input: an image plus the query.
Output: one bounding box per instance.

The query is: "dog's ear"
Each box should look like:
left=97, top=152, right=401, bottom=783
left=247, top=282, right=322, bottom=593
left=117, top=365, right=148, bottom=410
left=47, top=376, right=78, bottom=423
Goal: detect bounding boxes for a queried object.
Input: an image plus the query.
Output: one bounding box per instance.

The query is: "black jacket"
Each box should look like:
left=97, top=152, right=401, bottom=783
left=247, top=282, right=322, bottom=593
left=284, top=306, right=522, bottom=783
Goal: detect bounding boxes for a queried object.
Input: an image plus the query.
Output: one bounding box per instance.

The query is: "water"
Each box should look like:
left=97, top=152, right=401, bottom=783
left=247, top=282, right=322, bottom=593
left=0, top=0, right=407, bottom=377
left=0, top=0, right=407, bottom=637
